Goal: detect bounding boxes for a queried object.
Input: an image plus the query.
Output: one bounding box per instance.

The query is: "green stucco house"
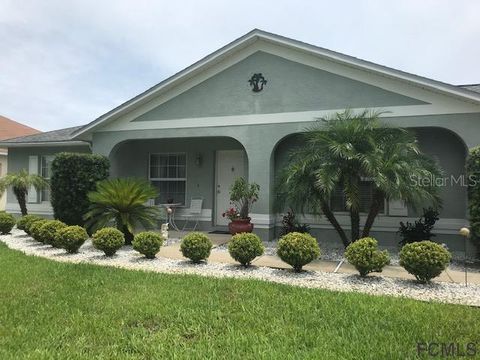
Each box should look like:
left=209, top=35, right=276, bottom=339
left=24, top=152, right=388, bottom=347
left=2, top=30, right=480, bottom=252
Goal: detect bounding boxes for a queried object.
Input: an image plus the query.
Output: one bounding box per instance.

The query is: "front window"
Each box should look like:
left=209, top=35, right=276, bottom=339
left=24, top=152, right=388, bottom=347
left=330, top=181, right=384, bottom=213
left=40, top=155, right=54, bottom=202
left=149, top=153, right=186, bottom=205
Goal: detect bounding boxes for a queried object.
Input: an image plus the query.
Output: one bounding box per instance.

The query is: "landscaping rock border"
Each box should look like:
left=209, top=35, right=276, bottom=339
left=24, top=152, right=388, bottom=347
left=1, top=228, right=479, bottom=307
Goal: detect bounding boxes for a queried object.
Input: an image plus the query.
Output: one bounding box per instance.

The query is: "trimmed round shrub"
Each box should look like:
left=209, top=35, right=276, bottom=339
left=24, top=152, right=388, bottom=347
left=180, top=232, right=212, bottom=263
left=399, top=241, right=451, bottom=283
left=17, top=215, right=41, bottom=232
left=38, top=220, right=67, bottom=246
left=30, top=219, right=49, bottom=242
left=56, top=226, right=88, bottom=254
left=0, top=212, right=16, bottom=234
left=345, top=237, right=390, bottom=277
left=92, top=227, right=125, bottom=256
left=228, top=233, right=265, bottom=266
left=277, top=232, right=320, bottom=272
left=133, top=231, right=164, bottom=259
left=24, top=216, right=44, bottom=235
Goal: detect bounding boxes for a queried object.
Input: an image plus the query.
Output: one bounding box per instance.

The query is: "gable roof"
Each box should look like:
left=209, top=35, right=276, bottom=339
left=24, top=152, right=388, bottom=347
left=71, top=29, right=480, bottom=138
left=0, top=125, right=88, bottom=147
left=0, top=115, right=40, bottom=140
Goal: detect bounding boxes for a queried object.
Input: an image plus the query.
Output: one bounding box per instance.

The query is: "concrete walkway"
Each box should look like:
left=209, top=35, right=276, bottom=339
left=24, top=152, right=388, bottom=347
left=164, top=231, right=480, bottom=285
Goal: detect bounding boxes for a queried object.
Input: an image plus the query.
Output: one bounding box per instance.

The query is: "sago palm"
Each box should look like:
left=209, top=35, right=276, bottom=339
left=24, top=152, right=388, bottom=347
left=276, top=109, right=442, bottom=247
left=0, top=169, right=49, bottom=215
left=84, top=178, right=161, bottom=244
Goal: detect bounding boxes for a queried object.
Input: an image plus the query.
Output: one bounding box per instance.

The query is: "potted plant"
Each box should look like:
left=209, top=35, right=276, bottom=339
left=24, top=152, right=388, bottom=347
left=222, top=177, right=260, bottom=235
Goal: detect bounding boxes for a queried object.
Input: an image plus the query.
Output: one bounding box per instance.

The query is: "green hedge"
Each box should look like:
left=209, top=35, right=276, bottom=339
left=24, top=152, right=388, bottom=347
left=0, top=213, right=16, bottom=234
left=50, top=153, right=109, bottom=226
left=467, top=146, right=480, bottom=254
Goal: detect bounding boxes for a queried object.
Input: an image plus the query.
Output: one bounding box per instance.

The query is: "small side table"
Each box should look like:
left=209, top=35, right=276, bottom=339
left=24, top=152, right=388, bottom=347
left=159, top=203, right=182, bottom=232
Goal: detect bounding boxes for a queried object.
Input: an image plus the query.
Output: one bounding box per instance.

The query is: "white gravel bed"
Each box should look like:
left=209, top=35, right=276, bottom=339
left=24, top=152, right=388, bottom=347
left=2, top=228, right=480, bottom=307
left=214, top=241, right=480, bottom=273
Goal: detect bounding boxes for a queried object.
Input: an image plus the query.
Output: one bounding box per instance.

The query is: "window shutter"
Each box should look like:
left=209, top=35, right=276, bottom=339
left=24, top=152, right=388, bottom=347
left=388, top=199, right=408, bottom=216
left=28, top=156, right=38, bottom=203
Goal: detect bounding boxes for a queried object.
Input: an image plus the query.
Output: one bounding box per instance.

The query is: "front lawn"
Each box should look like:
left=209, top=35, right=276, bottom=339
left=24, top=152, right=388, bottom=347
left=0, top=243, right=478, bottom=359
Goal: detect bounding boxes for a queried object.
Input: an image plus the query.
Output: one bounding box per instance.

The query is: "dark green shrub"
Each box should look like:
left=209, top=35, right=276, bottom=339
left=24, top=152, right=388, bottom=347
left=132, top=231, right=164, bottom=259
left=38, top=220, right=67, bottom=246
left=0, top=213, right=16, bottom=234
left=17, top=215, right=41, bottom=232
left=399, top=241, right=451, bottom=283
left=345, top=237, right=390, bottom=277
left=30, top=220, right=49, bottom=242
left=56, top=226, right=88, bottom=253
left=180, top=232, right=212, bottom=263
left=24, top=216, right=44, bottom=235
left=398, top=207, right=439, bottom=246
left=280, top=209, right=311, bottom=236
left=92, top=227, right=125, bottom=256
left=467, top=146, right=480, bottom=254
left=277, top=232, right=320, bottom=272
left=51, top=153, right=109, bottom=226
left=228, top=233, right=264, bottom=266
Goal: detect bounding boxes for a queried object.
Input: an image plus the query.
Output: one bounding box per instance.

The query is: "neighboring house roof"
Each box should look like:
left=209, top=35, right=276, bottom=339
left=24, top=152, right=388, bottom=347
left=0, top=115, right=40, bottom=140
left=0, top=125, right=88, bottom=147
left=458, top=84, right=480, bottom=94
left=0, top=115, right=41, bottom=153
left=71, top=28, right=480, bottom=138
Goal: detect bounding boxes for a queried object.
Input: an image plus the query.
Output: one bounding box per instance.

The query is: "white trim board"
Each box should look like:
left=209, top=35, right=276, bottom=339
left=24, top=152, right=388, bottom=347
left=249, top=212, right=467, bottom=234
left=94, top=104, right=480, bottom=133
left=0, top=141, right=90, bottom=148
left=6, top=202, right=53, bottom=216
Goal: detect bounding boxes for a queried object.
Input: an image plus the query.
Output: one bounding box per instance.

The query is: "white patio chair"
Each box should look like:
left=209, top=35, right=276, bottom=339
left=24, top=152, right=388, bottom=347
left=146, top=198, right=156, bottom=206
left=182, top=198, right=203, bottom=231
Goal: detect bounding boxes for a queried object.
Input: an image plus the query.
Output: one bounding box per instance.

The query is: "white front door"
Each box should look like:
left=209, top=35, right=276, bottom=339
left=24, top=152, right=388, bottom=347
left=215, top=150, right=246, bottom=226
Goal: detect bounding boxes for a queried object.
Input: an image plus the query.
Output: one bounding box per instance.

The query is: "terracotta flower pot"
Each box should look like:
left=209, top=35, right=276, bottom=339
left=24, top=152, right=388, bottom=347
left=228, top=218, right=254, bottom=235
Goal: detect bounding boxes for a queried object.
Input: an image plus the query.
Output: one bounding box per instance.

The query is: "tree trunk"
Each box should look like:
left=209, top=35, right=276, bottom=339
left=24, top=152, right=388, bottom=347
left=320, top=200, right=351, bottom=248
left=239, top=201, right=249, bottom=219
left=362, top=191, right=384, bottom=238
left=13, top=187, right=28, bottom=216
left=350, top=208, right=360, bottom=242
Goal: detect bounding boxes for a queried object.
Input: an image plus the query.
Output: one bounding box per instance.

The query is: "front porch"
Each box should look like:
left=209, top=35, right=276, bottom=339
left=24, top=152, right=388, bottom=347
left=109, top=136, right=254, bottom=233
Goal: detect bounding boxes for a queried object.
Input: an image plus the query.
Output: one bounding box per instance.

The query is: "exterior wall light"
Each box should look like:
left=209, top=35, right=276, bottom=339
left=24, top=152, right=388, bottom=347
left=195, top=153, right=202, bottom=167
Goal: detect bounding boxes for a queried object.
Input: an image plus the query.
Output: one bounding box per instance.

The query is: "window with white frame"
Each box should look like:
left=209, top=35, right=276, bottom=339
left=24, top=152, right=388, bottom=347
left=330, top=180, right=385, bottom=214
left=149, top=153, right=186, bottom=205
left=40, top=155, right=54, bottom=202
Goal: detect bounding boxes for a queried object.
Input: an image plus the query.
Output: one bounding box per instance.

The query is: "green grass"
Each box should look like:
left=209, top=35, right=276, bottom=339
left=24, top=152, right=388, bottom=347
left=0, top=243, right=478, bottom=359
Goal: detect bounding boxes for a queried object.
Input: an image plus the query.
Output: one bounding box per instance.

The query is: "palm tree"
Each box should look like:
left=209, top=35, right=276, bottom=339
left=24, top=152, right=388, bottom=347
left=84, top=178, right=161, bottom=244
left=0, top=170, right=49, bottom=215
left=276, top=109, right=442, bottom=247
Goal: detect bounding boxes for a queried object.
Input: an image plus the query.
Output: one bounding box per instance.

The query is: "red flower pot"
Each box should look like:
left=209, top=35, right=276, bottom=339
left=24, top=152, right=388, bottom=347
left=228, top=218, right=254, bottom=235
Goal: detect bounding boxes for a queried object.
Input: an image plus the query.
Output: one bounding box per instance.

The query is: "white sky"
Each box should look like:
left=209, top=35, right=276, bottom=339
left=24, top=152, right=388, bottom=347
left=1, top=0, right=479, bottom=131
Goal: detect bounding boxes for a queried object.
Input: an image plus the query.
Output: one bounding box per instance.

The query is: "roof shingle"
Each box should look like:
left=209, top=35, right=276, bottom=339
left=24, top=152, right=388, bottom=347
left=0, top=125, right=85, bottom=144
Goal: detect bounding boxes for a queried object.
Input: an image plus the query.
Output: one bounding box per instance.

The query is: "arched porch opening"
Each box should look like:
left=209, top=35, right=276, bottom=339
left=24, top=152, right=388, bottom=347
left=109, top=136, right=248, bottom=231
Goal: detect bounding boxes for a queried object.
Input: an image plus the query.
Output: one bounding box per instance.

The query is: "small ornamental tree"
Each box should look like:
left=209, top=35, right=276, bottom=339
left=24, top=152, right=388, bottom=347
left=467, top=146, right=480, bottom=254
left=228, top=177, right=260, bottom=219
left=50, top=153, right=109, bottom=226
left=0, top=170, right=48, bottom=215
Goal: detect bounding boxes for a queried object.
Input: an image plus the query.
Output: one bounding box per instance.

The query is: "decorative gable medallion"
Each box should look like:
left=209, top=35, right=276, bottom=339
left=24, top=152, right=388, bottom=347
left=248, top=73, right=267, bottom=92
